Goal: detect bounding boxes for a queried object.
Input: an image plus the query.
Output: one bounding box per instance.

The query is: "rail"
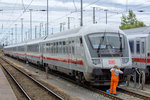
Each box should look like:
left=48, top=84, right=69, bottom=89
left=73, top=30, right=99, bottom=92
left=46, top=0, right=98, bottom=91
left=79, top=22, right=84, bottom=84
left=0, top=57, right=64, bottom=100
left=117, top=87, right=150, bottom=100
left=3, top=56, right=150, bottom=100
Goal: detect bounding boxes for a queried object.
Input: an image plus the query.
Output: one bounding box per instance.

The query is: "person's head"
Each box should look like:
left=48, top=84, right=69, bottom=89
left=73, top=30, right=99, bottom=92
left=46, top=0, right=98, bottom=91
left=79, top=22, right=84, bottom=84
left=113, top=65, right=118, bottom=69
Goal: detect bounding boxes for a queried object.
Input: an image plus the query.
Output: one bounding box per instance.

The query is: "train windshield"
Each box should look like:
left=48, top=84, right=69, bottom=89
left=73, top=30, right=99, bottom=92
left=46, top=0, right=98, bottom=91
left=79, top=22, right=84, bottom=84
left=85, top=32, right=129, bottom=57
left=88, top=33, right=124, bottom=49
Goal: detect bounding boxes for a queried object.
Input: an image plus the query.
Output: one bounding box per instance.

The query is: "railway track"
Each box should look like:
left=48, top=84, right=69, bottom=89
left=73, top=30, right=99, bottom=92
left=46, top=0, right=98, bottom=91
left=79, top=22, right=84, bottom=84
left=117, top=87, right=150, bottom=100
left=0, top=57, right=64, bottom=100
left=2, top=56, right=150, bottom=100
left=48, top=69, right=150, bottom=100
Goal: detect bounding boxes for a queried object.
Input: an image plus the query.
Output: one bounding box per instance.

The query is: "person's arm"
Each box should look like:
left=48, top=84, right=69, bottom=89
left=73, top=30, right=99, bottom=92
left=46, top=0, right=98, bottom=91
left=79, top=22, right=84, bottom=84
left=119, top=70, right=123, bottom=74
left=110, top=68, right=113, bottom=72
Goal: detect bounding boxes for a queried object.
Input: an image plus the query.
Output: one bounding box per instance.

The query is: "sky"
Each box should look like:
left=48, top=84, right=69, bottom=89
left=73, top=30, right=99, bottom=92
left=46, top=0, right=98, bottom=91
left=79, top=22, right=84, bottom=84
left=0, top=0, right=150, bottom=45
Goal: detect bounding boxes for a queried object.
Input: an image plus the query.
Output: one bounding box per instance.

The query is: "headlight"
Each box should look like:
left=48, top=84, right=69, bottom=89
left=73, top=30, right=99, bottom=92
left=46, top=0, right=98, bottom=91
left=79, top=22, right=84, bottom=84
left=122, top=58, right=129, bottom=64
left=92, top=59, right=101, bottom=65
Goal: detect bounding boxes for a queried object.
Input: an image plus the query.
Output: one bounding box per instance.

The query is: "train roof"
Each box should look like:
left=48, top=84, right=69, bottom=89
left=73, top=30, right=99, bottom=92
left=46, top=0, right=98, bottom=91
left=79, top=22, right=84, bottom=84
left=127, top=34, right=150, bottom=39
left=5, top=24, right=125, bottom=48
left=4, top=42, right=27, bottom=48
left=80, top=24, right=123, bottom=35
left=123, top=26, right=150, bottom=35
left=4, top=36, right=47, bottom=48
left=26, top=36, right=47, bottom=45
left=44, top=24, right=124, bottom=42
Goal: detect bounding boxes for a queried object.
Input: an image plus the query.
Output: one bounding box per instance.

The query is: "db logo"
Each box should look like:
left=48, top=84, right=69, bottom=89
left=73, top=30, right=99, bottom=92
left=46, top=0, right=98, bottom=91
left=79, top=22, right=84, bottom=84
left=108, top=60, right=115, bottom=64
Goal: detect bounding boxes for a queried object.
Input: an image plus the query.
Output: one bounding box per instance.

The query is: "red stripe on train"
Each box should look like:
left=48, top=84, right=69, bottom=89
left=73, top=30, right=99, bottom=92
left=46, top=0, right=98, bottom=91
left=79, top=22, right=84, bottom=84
left=43, top=56, right=83, bottom=65
left=133, top=58, right=146, bottom=63
left=8, top=52, right=83, bottom=65
left=133, top=58, right=150, bottom=63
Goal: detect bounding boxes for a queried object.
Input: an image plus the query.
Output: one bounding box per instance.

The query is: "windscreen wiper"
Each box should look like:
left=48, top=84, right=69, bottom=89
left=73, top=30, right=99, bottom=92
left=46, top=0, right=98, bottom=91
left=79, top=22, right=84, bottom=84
left=97, top=32, right=106, bottom=57
left=118, top=32, right=122, bottom=54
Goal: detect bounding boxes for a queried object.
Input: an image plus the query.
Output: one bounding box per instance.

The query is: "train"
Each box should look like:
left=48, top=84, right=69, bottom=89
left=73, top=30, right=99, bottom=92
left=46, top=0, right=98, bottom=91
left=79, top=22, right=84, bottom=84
left=124, top=26, right=150, bottom=83
left=4, top=24, right=132, bottom=85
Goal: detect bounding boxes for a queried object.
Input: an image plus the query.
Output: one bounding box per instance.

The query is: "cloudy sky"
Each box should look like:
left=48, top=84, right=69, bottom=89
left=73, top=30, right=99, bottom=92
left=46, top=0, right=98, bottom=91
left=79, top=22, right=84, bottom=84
left=0, top=0, right=150, bottom=44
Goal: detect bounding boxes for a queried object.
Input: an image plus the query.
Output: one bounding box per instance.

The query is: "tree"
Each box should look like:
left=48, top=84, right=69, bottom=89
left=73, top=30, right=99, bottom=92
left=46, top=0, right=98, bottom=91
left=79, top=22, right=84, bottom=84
left=120, top=10, right=146, bottom=30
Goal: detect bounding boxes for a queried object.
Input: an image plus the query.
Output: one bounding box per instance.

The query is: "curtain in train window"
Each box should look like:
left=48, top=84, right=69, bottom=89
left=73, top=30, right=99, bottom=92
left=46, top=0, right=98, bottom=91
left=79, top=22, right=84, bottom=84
left=129, top=40, right=134, bottom=53
left=136, top=41, right=140, bottom=54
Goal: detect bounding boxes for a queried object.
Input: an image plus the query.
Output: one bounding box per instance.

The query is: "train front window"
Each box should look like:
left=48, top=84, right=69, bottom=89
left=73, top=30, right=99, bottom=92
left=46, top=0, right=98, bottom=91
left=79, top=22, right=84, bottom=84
left=88, top=33, right=124, bottom=50
left=85, top=32, right=129, bottom=57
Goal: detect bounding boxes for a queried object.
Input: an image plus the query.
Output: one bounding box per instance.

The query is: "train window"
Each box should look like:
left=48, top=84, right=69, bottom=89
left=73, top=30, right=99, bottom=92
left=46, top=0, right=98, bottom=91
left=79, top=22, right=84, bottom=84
left=129, top=40, right=134, bottom=53
left=63, top=46, right=66, bottom=54
left=68, top=46, right=71, bottom=54
left=54, top=46, right=55, bottom=54
left=69, top=41, right=71, bottom=44
left=59, top=42, right=61, bottom=45
left=56, top=46, right=58, bottom=53
left=72, top=46, right=75, bottom=54
left=46, top=43, right=49, bottom=46
left=63, top=41, right=66, bottom=45
left=136, top=41, right=140, bottom=54
left=51, top=46, right=53, bottom=54
left=141, top=42, right=145, bottom=54
left=46, top=47, right=48, bottom=53
left=80, top=37, right=83, bottom=45
left=66, top=46, right=68, bottom=54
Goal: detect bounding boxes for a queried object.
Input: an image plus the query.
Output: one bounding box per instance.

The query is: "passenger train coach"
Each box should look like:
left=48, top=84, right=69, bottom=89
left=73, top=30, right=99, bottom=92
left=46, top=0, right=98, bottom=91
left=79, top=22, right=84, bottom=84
left=4, top=24, right=132, bottom=85
left=124, top=27, right=150, bottom=82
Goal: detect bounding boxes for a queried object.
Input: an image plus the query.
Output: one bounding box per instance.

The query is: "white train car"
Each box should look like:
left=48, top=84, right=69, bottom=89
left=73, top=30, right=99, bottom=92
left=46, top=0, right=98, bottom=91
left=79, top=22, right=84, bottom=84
left=26, top=36, right=47, bottom=64
left=4, top=24, right=132, bottom=85
left=124, top=27, right=150, bottom=81
left=4, top=42, right=26, bottom=60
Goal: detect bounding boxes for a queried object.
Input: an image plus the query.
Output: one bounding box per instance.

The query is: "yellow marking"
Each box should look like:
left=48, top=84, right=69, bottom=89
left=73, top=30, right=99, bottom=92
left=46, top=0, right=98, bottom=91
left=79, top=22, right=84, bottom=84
left=66, top=84, right=71, bottom=87
left=71, top=97, right=81, bottom=100
left=107, top=46, right=120, bottom=69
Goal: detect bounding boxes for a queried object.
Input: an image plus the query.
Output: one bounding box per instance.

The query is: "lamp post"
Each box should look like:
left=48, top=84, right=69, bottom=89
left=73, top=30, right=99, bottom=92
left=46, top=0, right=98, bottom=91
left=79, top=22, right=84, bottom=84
left=47, top=0, right=49, bottom=35
left=104, top=9, right=108, bottom=24
left=67, top=17, right=74, bottom=29
left=80, top=0, right=83, bottom=26
left=21, top=18, right=23, bottom=42
left=15, top=24, right=17, bottom=43
left=29, top=9, right=32, bottom=39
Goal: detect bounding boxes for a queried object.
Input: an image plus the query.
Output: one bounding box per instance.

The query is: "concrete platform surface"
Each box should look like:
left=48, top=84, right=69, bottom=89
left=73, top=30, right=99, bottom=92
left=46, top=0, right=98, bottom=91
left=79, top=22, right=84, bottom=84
left=0, top=68, right=17, bottom=100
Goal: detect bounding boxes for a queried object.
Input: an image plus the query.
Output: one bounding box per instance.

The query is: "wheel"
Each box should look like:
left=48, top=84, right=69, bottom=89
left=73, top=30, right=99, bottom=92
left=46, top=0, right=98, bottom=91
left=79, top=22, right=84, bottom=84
left=79, top=73, right=86, bottom=84
left=75, top=72, right=85, bottom=84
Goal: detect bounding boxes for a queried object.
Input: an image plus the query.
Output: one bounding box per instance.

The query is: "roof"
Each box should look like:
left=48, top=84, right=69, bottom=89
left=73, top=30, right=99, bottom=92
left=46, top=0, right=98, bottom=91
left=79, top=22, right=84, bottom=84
left=5, top=24, right=125, bottom=48
left=123, top=26, right=150, bottom=35
left=44, top=24, right=125, bottom=42
left=26, top=36, right=47, bottom=45
left=127, top=34, right=149, bottom=39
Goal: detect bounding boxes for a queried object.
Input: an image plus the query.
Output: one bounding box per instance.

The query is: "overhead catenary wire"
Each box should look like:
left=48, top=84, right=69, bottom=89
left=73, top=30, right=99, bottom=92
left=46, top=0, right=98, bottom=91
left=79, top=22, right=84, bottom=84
left=73, top=0, right=78, bottom=11
left=2, top=0, right=35, bottom=31
left=1, top=0, right=35, bottom=43
left=22, top=0, right=26, bottom=10
left=2, top=0, right=150, bottom=44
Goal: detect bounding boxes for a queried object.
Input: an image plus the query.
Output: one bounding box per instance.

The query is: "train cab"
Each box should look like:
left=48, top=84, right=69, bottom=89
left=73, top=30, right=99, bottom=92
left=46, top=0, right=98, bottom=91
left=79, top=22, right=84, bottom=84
left=79, top=24, right=133, bottom=85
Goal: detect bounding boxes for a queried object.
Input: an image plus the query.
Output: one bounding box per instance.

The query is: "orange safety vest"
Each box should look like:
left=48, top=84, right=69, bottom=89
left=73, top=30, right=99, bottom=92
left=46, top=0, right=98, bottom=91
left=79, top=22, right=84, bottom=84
left=111, top=69, right=119, bottom=79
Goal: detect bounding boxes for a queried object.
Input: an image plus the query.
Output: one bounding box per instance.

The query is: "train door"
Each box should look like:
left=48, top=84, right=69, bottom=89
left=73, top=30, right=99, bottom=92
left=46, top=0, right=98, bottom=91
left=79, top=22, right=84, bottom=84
left=129, top=40, right=136, bottom=67
left=39, top=43, right=44, bottom=65
left=68, top=38, right=75, bottom=72
left=140, top=38, right=146, bottom=69
left=135, top=39, right=141, bottom=68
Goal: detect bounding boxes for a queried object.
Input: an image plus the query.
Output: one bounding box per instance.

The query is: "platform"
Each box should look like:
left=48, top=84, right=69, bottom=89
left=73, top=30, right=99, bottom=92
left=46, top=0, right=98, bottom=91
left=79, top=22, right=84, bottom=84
left=0, top=67, right=17, bottom=100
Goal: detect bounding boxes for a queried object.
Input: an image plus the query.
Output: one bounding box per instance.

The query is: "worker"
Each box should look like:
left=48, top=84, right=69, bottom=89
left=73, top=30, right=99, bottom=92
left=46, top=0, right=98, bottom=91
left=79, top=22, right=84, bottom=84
left=110, top=65, right=123, bottom=95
